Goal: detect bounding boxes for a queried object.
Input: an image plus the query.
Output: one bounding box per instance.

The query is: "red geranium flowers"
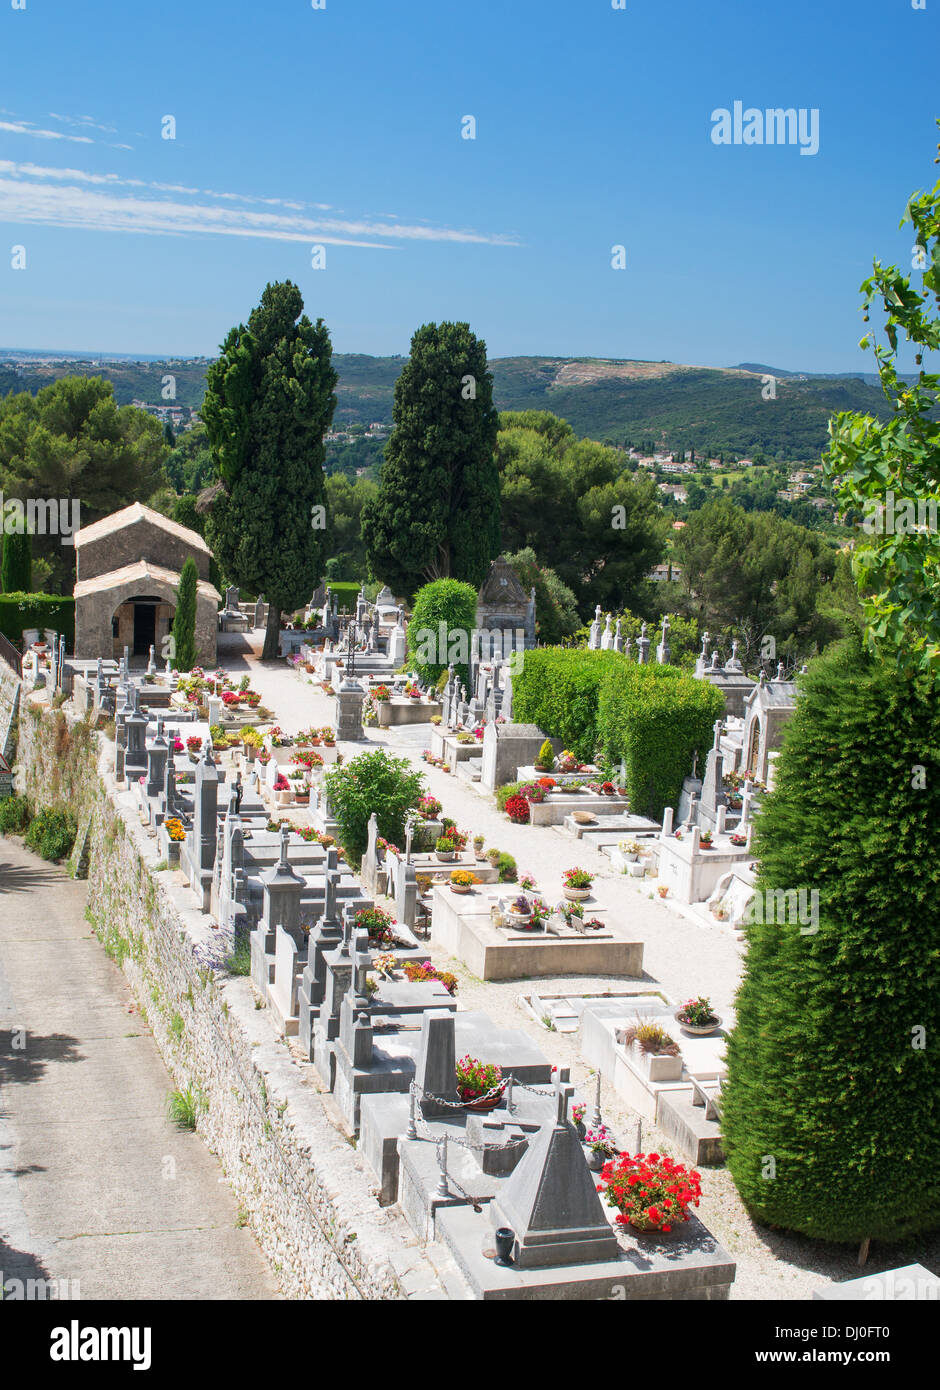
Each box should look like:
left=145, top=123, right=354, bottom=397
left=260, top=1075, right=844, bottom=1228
left=596, top=1151, right=702, bottom=1233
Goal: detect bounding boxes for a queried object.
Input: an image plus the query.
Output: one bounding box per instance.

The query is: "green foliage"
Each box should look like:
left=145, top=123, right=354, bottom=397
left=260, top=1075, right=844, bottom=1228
left=407, top=578, right=478, bottom=688
left=0, top=375, right=167, bottom=593
left=0, top=794, right=31, bottom=834
left=496, top=415, right=667, bottom=615
left=24, top=807, right=77, bottom=861
left=497, top=852, right=517, bottom=883
left=323, top=749, right=424, bottom=867
left=172, top=557, right=198, bottom=672
left=503, top=547, right=580, bottom=644
left=167, top=1086, right=206, bottom=1131
left=0, top=593, right=75, bottom=648
left=825, top=124, right=940, bottom=684
left=324, top=473, right=378, bottom=580
left=512, top=648, right=724, bottom=819
left=535, top=740, right=554, bottom=770
left=202, top=282, right=337, bottom=655
left=495, top=782, right=521, bottom=813
left=672, top=498, right=841, bottom=664
left=362, top=322, right=501, bottom=593
left=723, top=638, right=940, bottom=1242
left=223, top=936, right=251, bottom=977
left=1, top=528, right=31, bottom=593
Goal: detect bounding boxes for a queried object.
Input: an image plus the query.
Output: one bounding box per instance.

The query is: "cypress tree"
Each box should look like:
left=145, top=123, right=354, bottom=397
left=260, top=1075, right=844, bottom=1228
left=172, top=557, right=198, bottom=672
left=1, top=528, right=32, bottom=593
left=202, top=281, right=337, bottom=660
left=361, top=321, right=501, bottom=595
left=722, top=635, right=940, bottom=1243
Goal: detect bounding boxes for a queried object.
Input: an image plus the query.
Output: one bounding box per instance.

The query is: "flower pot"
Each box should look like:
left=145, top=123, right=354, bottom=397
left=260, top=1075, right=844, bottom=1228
left=574, top=1120, right=586, bottom=1140
left=564, top=886, right=591, bottom=902
left=463, top=1091, right=504, bottom=1113
left=506, top=911, right=533, bottom=928
left=450, top=884, right=473, bottom=895
left=629, top=862, right=646, bottom=878
left=586, top=1148, right=608, bottom=1171
left=638, top=1049, right=684, bottom=1082
left=294, top=791, right=310, bottom=805
left=629, top=1215, right=688, bottom=1236
left=435, top=850, right=456, bottom=862
left=494, top=1227, right=515, bottom=1267
left=675, top=1011, right=723, bottom=1036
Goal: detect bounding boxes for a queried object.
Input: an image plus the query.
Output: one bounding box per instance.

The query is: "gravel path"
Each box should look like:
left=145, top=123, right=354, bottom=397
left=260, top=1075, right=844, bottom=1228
left=220, top=635, right=940, bottom=1299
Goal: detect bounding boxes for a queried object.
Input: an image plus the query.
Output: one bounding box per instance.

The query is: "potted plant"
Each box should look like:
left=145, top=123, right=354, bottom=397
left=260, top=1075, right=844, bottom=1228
left=435, top=835, right=457, bottom=862
left=519, top=873, right=536, bottom=891
left=449, top=868, right=478, bottom=894
left=563, top=867, right=594, bottom=901
left=572, top=1102, right=586, bottom=1139
left=584, top=1124, right=617, bottom=1171
left=597, top=1152, right=702, bottom=1234
left=473, top=834, right=486, bottom=860
left=730, top=832, right=747, bottom=846
left=273, top=773, right=292, bottom=805
left=374, top=684, right=391, bottom=703
left=506, top=894, right=534, bottom=926
left=555, top=749, right=578, bottom=774
left=186, top=735, right=202, bottom=764
left=242, top=727, right=263, bottom=761
left=620, top=1019, right=683, bottom=1081
left=505, top=794, right=530, bottom=824
left=418, top=794, right=442, bottom=819
left=657, top=884, right=669, bottom=898
left=486, top=848, right=501, bottom=868
left=534, top=738, right=554, bottom=772
left=618, top=838, right=641, bottom=863
left=403, top=961, right=458, bottom=995
left=700, top=830, right=714, bottom=849
left=354, top=906, right=397, bottom=946
left=456, top=1056, right=504, bottom=1111
left=675, top=996, right=723, bottom=1035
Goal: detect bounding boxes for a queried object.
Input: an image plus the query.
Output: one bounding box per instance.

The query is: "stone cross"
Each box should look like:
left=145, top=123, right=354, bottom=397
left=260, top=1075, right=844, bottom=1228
left=554, top=1074, right=575, bottom=1126
left=636, top=622, right=650, bottom=665
left=404, top=816, right=414, bottom=865
left=713, top=719, right=723, bottom=750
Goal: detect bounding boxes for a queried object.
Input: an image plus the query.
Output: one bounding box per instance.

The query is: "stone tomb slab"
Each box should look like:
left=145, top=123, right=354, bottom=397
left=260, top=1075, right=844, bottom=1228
left=436, top=1205, right=735, bottom=1300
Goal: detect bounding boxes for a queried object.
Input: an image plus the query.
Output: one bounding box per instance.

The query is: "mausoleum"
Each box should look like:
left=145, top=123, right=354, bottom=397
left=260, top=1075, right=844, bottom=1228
left=73, top=503, right=220, bottom=665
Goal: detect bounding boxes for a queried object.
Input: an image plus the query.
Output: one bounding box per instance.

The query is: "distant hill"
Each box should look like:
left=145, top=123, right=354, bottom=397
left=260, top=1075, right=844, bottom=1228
left=0, top=351, right=895, bottom=460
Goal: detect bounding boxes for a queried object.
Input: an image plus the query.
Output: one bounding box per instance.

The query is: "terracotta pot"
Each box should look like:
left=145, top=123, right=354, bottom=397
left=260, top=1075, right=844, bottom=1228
left=462, top=1091, right=504, bottom=1113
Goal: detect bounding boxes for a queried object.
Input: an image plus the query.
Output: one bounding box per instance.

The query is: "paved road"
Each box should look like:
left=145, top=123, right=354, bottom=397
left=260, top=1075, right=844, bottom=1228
left=0, top=836, right=279, bottom=1300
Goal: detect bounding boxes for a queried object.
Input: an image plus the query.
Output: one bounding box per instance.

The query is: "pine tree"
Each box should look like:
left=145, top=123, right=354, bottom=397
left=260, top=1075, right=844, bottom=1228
left=361, top=322, right=500, bottom=595
left=1, top=528, right=32, bottom=593
left=202, top=281, right=337, bottom=659
left=172, top=557, right=198, bottom=672
left=722, top=636, right=940, bottom=1243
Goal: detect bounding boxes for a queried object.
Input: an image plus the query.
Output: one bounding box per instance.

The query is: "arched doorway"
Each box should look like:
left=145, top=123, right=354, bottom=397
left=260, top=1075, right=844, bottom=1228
left=111, top=594, right=175, bottom=662
left=746, top=717, right=762, bottom=779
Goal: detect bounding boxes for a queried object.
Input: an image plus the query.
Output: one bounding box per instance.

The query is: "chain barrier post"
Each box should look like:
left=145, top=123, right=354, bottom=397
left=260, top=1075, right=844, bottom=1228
left=406, top=1081, right=418, bottom=1140
left=436, top=1134, right=450, bottom=1198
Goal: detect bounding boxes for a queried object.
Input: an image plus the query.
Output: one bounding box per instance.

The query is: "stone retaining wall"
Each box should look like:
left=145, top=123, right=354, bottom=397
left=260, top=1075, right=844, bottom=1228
left=13, top=700, right=443, bottom=1300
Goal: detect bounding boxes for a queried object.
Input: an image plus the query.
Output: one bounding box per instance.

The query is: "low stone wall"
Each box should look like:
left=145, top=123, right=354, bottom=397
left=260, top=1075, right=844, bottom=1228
left=13, top=700, right=443, bottom=1300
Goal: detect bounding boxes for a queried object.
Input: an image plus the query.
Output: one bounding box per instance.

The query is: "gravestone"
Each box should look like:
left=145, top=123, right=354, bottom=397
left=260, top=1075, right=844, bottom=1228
left=414, top=1010, right=459, bottom=1118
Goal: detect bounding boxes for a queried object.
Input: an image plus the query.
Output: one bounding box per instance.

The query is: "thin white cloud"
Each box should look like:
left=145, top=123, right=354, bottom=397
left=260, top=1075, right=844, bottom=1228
left=48, top=112, right=118, bottom=134
left=0, top=120, right=94, bottom=145
left=0, top=160, right=519, bottom=250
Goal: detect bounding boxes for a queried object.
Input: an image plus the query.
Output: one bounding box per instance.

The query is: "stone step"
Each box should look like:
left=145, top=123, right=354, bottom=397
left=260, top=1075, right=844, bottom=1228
left=655, top=1086, right=725, bottom=1167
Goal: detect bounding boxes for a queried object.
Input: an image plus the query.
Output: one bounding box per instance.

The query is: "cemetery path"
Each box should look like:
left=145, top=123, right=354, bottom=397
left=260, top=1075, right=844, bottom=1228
left=0, top=837, right=280, bottom=1300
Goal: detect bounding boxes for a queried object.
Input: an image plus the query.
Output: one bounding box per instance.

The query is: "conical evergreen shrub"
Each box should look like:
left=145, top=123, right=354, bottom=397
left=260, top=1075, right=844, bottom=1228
left=172, top=557, right=198, bottom=672
left=722, top=636, right=940, bottom=1243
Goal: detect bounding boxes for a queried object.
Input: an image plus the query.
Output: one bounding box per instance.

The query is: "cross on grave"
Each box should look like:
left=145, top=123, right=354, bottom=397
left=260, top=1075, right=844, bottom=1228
left=712, top=719, right=723, bottom=750
left=554, top=1075, right=575, bottom=1127
left=404, top=816, right=415, bottom=865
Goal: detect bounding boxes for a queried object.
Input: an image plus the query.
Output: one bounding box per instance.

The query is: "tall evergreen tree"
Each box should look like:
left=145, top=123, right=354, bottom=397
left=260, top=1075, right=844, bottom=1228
left=201, top=282, right=337, bottom=659
left=1, top=528, right=32, bottom=593
left=722, top=636, right=940, bottom=1244
left=361, top=322, right=501, bottom=595
left=172, top=557, right=198, bottom=672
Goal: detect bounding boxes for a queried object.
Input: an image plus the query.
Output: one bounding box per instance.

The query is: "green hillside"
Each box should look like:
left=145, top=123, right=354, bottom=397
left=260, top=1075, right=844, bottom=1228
left=0, top=352, right=893, bottom=461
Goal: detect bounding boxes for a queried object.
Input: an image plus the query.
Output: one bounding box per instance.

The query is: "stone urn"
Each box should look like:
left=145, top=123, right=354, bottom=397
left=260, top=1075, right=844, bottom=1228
left=675, top=1010, right=723, bottom=1037
left=563, top=886, right=591, bottom=902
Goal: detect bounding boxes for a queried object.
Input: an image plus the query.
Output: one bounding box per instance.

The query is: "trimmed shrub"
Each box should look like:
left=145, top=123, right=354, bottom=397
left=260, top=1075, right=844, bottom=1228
left=512, top=648, right=723, bottom=819
left=505, top=794, right=530, bottom=823
left=0, top=593, right=74, bottom=649
left=0, top=794, right=31, bottom=834
left=1, top=530, right=31, bottom=593
left=722, top=638, right=940, bottom=1243
left=24, top=807, right=77, bottom=861
left=535, top=738, right=554, bottom=771
left=323, top=749, right=425, bottom=868
left=407, top=578, right=477, bottom=689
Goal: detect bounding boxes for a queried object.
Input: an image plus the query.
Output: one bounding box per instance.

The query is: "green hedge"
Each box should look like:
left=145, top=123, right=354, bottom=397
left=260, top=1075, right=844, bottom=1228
left=0, top=593, right=75, bottom=649
left=512, top=648, right=724, bottom=819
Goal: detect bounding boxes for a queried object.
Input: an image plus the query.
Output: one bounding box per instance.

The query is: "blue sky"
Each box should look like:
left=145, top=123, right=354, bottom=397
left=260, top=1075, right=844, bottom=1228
left=0, top=0, right=936, bottom=370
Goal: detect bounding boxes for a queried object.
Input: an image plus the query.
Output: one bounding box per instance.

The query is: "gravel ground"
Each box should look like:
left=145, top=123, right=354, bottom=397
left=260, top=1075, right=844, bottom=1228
left=219, top=634, right=940, bottom=1299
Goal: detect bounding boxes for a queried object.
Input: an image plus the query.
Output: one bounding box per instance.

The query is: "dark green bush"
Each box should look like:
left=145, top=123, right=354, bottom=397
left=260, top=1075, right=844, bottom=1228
left=0, top=593, right=74, bottom=649
left=0, top=794, right=31, bottom=834
left=24, top=808, right=77, bottom=861
left=722, top=638, right=940, bottom=1243
left=512, top=648, right=724, bottom=819
left=323, top=749, right=425, bottom=867
left=495, top=782, right=521, bottom=813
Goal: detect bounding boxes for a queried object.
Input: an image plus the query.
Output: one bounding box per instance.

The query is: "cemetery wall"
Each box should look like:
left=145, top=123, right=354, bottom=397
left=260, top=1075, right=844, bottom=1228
left=14, top=703, right=438, bottom=1300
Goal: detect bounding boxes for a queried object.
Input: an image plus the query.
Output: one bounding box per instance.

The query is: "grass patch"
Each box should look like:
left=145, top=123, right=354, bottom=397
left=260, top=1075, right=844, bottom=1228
left=166, top=1086, right=206, bottom=1130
